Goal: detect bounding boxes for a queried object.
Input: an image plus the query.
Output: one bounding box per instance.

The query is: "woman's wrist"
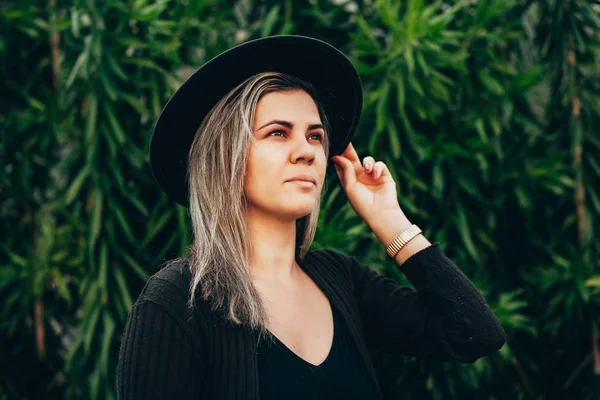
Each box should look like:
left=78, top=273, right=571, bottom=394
left=367, top=209, right=411, bottom=242
left=368, top=209, right=432, bottom=267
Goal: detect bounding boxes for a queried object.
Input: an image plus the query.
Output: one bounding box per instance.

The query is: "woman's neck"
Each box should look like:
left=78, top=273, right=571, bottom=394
left=246, top=208, right=299, bottom=281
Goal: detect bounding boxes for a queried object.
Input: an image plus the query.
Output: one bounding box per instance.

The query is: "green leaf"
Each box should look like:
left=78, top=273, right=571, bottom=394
left=66, top=51, right=86, bottom=88
left=89, top=190, right=103, bottom=250
left=98, top=241, right=108, bottom=293
left=395, top=74, right=406, bottom=113
left=114, top=267, right=133, bottom=311
left=261, top=5, right=280, bottom=37
left=404, top=47, right=415, bottom=74
left=121, top=58, right=170, bottom=76
left=416, top=51, right=429, bottom=76
left=375, top=80, right=391, bottom=134
left=111, top=202, right=137, bottom=244
left=0, top=246, right=28, bottom=267
left=584, top=276, right=600, bottom=287
left=83, top=306, right=100, bottom=355
left=356, top=15, right=378, bottom=46
left=510, top=66, right=545, bottom=91
left=136, top=0, right=169, bottom=21
left=99, top=72, right=118, bottom=101
left=474, top=119, right=489, bottom=144
left=124, top=191, right=149, bottom=216
left=104, top=102, right=126, bottom=145
left=406, top=0, right=424, bottom=36
left=85, top=92, right=98, bottom=145
left=407, top=74, right=425, bottom=97
left=387, top=120, right=401, bottom=159
left=119, top=250, right=150, bottom=281
left=0, top=267, right=18, bottom=290
left=120, top=93, right=148, bottom=115
left=142, top=210, right=173, bottom=247
left=106, top=54, right=128, bottom=81
left=432, top=161, right=444, bottom=201
left=89, top=368, right=100, bottom=400
left=455, top=203, right=481, bottom=264
left=99, top=312, right=116, bottom=377
left=65, top=166, right=90, bottom=206
left=478, top=69, right=505, bottom=95
left=71, top=9, right=80, bottom=37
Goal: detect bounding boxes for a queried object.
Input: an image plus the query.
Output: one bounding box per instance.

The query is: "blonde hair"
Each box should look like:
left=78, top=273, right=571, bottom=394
left=164, top=72, right=331, bottom=341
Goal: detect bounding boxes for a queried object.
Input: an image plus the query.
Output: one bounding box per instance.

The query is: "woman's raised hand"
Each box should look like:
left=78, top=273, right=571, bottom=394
left=331, top=142, right=404, bottom=226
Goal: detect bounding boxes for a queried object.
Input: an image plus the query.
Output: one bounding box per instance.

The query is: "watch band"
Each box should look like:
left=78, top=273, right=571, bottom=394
left=386, top=224, right=422, bottom=258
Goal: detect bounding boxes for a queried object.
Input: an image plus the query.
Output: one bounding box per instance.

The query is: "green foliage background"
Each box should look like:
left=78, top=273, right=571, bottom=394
left=1, top=0, right=600, bottom=399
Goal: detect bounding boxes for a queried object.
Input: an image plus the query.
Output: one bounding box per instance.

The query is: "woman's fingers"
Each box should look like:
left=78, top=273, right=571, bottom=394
left=371, top=161, right=386, bottom=179
left=362, top=156, right=375, bottom=173
left=337, top=143, right=385, bottom=180
left=341, top=143, right=365, bottom=172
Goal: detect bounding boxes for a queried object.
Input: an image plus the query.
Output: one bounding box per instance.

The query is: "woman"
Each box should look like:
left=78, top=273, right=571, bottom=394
left=117, top=35, right=506, bottom=399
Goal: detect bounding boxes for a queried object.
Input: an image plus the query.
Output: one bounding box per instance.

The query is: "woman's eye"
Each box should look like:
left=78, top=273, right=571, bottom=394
left=268, top=130, right=285, bottom=137
left=267, top=130, right=323, bottom=143
left=309, top=133, right=324, bottom=142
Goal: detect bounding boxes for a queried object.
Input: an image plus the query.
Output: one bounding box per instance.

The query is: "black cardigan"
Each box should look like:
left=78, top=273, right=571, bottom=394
left=117, top=243, right=506, bottom=399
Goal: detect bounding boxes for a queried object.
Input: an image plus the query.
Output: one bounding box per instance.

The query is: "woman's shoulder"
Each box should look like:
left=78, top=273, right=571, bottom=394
left=301, top=247, right=366, bottom=287
left=123, top=259, right=210, bottom=359
left=132, top=258, right=211, bottom=329
left=136, top=258, right=192, bottom=304
left=305, top=247, right=361, bottom=270
left=304, top=247, right=387, bottom=288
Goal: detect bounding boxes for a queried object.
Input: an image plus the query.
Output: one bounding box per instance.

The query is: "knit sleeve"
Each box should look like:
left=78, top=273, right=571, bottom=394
left=351, top=243, right=506, bottom=363
left=117, top=300, right=205, bottom=399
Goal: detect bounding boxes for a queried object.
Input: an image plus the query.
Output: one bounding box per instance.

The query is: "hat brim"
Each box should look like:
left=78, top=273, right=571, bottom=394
left=149, top=35, right=363, bottom=207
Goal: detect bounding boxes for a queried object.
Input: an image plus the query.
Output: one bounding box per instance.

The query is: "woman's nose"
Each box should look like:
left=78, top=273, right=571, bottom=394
left=291, top=132, right=316, bottom=163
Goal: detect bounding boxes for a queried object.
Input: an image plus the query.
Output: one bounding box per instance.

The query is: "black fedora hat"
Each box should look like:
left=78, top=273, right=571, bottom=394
left=149, top=35, right=363, bottom=207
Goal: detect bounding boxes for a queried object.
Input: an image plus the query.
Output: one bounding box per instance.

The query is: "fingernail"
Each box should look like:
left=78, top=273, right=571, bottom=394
left=364, top=163, right=371, bottom=170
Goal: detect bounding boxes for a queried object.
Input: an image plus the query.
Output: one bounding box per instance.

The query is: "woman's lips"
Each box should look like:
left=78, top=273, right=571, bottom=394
left=287, top=180, right=315, bottom=188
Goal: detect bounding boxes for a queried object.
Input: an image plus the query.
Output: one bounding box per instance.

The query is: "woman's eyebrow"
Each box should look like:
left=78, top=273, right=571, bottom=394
left=258, top=119, right=323, bottom=130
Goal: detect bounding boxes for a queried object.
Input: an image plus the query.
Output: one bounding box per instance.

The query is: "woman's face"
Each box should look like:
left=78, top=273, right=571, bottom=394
left=246, top=89, right=327, bottom=220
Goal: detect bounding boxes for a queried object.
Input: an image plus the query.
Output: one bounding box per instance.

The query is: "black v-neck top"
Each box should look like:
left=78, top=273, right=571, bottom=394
left=118, top=244, right=507, bottom=399
left=257, top=302, right=380, bottom=399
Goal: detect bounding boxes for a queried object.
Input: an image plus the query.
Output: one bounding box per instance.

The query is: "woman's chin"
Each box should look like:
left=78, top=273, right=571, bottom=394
left=281, top=204, right=317, bottom=219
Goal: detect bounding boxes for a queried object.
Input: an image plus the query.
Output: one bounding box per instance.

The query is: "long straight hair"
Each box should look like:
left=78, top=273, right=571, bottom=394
left=164, top=72, right=331, bottom=341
